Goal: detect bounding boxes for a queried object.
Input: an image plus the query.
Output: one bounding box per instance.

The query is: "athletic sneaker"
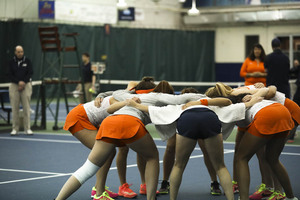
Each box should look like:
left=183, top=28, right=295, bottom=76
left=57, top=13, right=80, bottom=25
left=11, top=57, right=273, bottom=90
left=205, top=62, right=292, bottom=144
left=91, top=186, right=118, bottom=198
left=139, top=183, right=160, bottom=195
left=210, top=181, right=222, bottom=196
left=249, top=183, right=274, bottom=200
left=105, top=186, right=118, bottom=198
left=25, top=129, right=33, bottom=135
left=140, top=184, right=147, bottom=195
left=159, top=180, right=170, bottom=194
left=268, top=191, right=286, bottom=200
left=10, top=129, right=18, bottom=136
left=91, top=187, right=96, bottom=198
left=118, top=183, right=137, bottom=198
left=93, top=191, right=114, bottom=200
left=232, top=181, right=239, bottom=194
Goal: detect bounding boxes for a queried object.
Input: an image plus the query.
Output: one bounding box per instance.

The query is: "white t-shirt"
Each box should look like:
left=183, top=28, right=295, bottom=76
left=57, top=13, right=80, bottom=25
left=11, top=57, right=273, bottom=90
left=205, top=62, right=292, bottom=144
left=83, top=96, right=110, bottom=127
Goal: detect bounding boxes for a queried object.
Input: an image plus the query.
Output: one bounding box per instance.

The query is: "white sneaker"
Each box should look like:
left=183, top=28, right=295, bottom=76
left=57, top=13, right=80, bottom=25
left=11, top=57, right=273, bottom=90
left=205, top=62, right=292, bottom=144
left=25, top=129, right=33, bottom=135
left=10, top=129, right=18, bottom=136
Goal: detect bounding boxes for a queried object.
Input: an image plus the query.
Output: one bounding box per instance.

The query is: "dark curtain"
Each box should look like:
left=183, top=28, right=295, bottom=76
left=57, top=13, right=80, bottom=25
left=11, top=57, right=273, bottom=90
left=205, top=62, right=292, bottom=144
left=106, top=28, right=215, bottom=82
left=0, top=22, right=215, bottom=93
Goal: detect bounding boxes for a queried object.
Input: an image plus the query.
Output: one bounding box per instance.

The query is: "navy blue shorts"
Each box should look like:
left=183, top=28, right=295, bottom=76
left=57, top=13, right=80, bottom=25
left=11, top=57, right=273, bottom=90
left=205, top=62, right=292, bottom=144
left=177, top=108, right=221, bottom=140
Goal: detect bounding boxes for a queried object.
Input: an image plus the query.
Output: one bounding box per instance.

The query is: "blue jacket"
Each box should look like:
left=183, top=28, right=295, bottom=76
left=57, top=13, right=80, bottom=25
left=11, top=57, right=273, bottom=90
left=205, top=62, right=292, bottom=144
left=8, top=56, right=33, bottom=84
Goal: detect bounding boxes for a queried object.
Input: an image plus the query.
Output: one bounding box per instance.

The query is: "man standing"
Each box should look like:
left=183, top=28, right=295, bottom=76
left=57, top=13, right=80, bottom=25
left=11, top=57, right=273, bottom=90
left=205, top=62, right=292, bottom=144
left=264, top=38, right=290, bottom=98
left=8, top=45, right=33, bottom=135
left=76, top=52, right=96, bottom=103
left=290, top=59, right=300, bottom=105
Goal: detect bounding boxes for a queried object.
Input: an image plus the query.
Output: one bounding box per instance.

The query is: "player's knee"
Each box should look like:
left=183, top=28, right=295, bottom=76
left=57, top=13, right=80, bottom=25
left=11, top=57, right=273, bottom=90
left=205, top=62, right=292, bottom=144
left=73, top=159, right=100, bottom=184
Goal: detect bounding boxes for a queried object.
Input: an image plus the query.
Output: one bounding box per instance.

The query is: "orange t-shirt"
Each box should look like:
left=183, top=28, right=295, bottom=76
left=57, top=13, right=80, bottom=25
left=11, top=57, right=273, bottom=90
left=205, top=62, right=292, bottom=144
left=240, top=57, right=266, bottom=86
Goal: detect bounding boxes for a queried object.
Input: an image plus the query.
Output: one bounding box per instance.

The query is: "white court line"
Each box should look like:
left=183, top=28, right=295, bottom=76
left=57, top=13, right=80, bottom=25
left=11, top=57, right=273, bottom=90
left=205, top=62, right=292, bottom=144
left=1, top=149, right=297, bottom=185
left=0, top=137, right=231, bottom=151
left=0, top=136, right=161, bottom=143
left=0, top=173, right=71, bottom=185
left=0, top=168, right=65, bottom=175
left=1, top=136, right=300, bottom=147
left=281, top=152, right=300, bottom=156
left=0, top=137, right=231, bottom=152
left=0, top=135, right=299, bottom=185
left=0, top=137, right=80, bottom=144
left=0, top=149, right=236, bottom=185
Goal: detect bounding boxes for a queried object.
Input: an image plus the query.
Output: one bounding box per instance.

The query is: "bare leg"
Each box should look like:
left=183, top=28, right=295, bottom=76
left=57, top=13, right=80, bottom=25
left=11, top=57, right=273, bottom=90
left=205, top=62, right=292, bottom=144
left=95, top=149, right=116, bottom=196
left=198, top=139, right=217, bottom=182
left=137, top=153, right=146, bottom=184
left=272, top=170, right=283, bottom=192
left=203, top=134, right=234, bottom=200
left=265, top=133, right=295, bottom=198
left=73, top=129, right=97, bottom=149
left=55, top=140, right=116, bottom=200
left=170, top=134, right=197, bottom=200
left=56, top=176, right=82, bottom=200
left=233, top=130, right=245, bottom=182
left=256, top=146, right=274, bottom=188
left=117, top=146, right=129, bottom=185
left=162, top=134, right=176, bottom=181
left=127, top=133, right=159, bottom=200
left=73, top=130, right=116, bottom=195
left=236, top=132, right=268, bottom=200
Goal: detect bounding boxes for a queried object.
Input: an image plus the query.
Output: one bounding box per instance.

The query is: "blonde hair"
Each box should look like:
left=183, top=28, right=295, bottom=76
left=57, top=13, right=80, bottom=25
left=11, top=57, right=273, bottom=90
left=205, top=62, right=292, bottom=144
left=205, top=82, right=233, bottom=97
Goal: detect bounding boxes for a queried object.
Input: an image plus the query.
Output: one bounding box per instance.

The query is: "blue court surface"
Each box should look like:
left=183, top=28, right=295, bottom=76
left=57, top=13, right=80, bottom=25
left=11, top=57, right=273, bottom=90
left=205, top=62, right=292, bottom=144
left=0, top=132, right=300, bottom=200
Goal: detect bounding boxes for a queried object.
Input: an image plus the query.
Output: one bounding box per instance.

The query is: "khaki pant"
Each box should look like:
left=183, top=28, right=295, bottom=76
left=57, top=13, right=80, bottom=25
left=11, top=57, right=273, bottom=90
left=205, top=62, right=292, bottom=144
left=9, top=83, right=32, bottom=131
left=76, top=82, right=92, bottom=103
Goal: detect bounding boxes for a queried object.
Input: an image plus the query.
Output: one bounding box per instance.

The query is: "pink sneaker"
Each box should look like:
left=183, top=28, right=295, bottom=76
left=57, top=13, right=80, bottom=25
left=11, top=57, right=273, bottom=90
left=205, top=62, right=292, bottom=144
left=105, top=186, right=118, bottom=198
left=93, top=191, right=114, bottom=200
left=268, top=191, right=285, bottom=200
left=232, top=181, right=239, bottom=194
left=249, top=184, right=274, bottom=200
left=91, top=187, right=97, bottom=198
left=91, top=186, right=118, bottom=198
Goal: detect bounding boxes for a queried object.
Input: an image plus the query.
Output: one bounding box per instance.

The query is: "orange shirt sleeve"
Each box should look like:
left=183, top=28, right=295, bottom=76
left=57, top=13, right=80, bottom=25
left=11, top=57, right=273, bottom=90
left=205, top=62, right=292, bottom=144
left=240, top=58, right=249, bottom=78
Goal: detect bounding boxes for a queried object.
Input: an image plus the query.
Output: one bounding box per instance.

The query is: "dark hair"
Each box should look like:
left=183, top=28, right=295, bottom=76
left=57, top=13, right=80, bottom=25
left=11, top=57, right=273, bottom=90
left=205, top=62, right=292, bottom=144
left=82, top=52, right=90, bottom=57
left=181, top=87, right=199, bottom=94
left=248, top=43, right=266, bottom=61
left=153, top=80, right=174, bottom=94
left=227, top=93, right=250, bottom=104
left=135, top=76, right=156, bottom=90
left=272, top=38, right=281, bottom=48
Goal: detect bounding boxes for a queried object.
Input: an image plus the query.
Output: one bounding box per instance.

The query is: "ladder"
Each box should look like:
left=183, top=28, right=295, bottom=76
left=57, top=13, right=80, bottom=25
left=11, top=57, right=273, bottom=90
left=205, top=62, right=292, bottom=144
left=33, top=26, right=86, bottom=130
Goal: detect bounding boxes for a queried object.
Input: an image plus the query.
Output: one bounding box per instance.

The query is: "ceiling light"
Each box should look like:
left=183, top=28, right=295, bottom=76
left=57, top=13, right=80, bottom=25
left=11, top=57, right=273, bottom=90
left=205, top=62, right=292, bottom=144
left=179, top=0, right=186, bottom=3
left=117, top=0, right=128, bottom=10
left=188, top=0, right=200, bottom=16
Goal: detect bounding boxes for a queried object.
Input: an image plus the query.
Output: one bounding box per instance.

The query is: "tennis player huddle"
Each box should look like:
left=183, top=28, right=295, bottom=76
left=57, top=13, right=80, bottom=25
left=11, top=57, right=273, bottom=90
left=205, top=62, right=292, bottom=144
left=54, top=77, right=299, bottom=200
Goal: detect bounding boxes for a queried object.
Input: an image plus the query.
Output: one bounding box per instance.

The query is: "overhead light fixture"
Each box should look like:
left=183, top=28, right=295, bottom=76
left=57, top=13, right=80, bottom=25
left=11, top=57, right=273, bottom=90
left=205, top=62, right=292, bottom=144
left=179, top=0, right=186, bottom=3
left=188, top=0, right=200, bottom=16
left=117, top=0, right=128, bottom=10
left=275, top=10, right=283, bottom=20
